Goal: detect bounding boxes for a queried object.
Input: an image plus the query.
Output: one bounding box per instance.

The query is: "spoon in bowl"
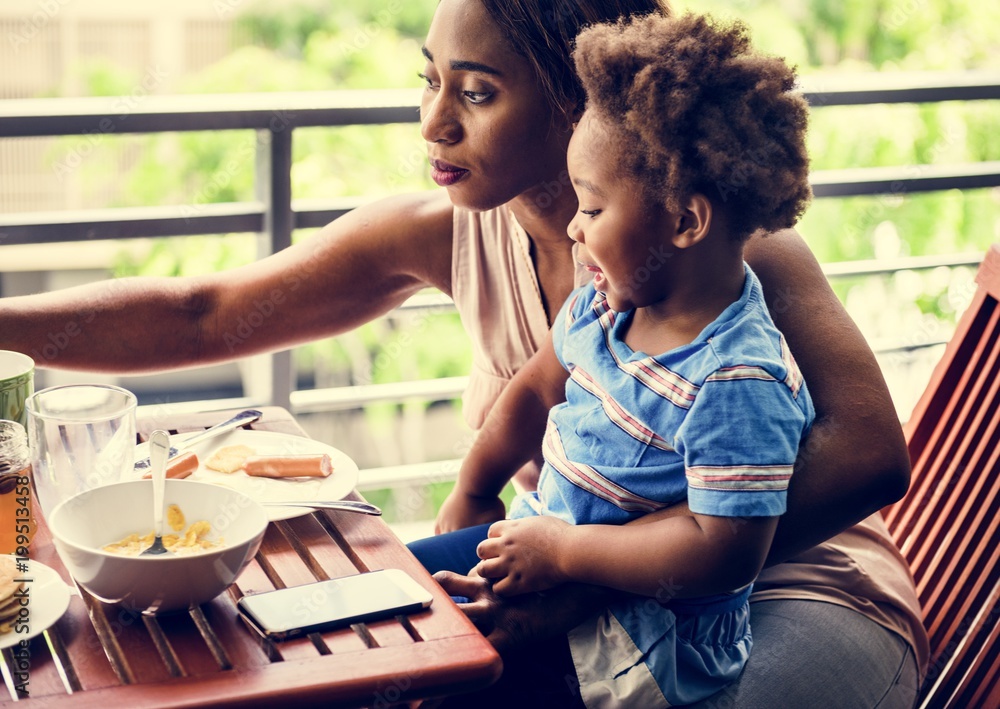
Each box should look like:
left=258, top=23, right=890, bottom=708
left=141, top=430, right=173, bottom=556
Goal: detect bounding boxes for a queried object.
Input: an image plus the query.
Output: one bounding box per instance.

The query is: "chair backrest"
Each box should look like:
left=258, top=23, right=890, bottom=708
left=882, top=244, right=1000, bottom=709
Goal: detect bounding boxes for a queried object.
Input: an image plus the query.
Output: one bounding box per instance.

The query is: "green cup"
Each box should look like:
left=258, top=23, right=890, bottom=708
left=0, top=351, right=35, bottom=427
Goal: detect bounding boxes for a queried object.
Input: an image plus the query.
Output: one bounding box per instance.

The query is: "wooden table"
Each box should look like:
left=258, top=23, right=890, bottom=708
left=3, top=406, right=501, bottom=707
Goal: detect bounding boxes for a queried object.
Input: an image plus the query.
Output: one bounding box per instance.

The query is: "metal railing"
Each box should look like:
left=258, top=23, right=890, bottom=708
left=1, top=70, right=999, bottom=419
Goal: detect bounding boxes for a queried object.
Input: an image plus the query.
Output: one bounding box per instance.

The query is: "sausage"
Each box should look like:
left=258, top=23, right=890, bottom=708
left=142, top=451, right=200, bottom=480
left=242, top=454, right=333, bottom=479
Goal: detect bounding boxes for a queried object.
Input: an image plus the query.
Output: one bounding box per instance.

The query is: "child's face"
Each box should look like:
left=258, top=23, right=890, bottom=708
left=567, top=112, right=674, bottom=312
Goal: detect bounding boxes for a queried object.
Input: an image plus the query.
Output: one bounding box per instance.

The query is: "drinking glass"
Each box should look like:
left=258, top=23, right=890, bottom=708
left=26, top=384, right=137, bottom=519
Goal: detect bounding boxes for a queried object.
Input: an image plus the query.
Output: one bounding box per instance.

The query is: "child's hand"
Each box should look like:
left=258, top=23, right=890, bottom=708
left=475, top=516, right=571, bottom=595
left=435, top=489, right=506, bottom=534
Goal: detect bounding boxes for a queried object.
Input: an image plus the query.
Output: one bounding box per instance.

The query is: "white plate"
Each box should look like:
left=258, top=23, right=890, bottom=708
left=0, top=559, right=73, bottom=650
left=132, top=429, right=360, bottom=521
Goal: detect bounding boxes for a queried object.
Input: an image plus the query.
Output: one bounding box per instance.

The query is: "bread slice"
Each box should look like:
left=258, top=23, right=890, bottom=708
left=205, top=444, right=256, bottom=474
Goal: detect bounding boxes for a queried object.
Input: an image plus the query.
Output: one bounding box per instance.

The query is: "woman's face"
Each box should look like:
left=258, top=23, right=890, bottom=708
left=420, top=0, right=571, bottom=212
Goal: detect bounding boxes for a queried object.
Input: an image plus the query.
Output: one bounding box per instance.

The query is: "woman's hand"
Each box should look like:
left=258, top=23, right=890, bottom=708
left=433, top=568, right=611, bottom=655
left=434, top=489, right=506, bottom=534
left=431, top=570, right=515, bottom=651
left=475, top=516, right=571, bottom=595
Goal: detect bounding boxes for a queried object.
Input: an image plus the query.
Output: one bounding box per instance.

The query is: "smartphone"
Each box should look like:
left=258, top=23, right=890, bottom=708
left=237, top=569, right=433, bottom=641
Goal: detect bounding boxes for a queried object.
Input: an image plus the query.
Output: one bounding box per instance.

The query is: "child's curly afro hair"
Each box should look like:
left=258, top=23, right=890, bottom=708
left=573, top=12, right=812, bottom=241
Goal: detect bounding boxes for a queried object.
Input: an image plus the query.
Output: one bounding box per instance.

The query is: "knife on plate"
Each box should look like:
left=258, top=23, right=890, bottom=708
left=134, top=409, right=262, bottom=470
left=262, top=500, right=382, bottom=515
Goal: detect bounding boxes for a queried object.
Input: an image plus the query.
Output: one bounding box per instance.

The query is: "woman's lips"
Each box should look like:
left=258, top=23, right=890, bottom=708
left=430, top=159, right=470, bottom=187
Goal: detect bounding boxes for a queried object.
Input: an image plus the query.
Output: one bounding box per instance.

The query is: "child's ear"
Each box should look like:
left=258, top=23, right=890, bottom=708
left=670, top=194, right=712, bottom=249
left=559, top=103, right=584, bottom=135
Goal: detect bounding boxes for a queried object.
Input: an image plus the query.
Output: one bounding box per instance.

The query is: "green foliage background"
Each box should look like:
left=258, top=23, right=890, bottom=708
left=90, top=0, right=1000, bottom=308
left=45, top=1, right=1000, bottom=511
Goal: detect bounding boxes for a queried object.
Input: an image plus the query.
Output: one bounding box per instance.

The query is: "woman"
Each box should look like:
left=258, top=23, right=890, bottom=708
left=1, top=0, right=925, bottom=706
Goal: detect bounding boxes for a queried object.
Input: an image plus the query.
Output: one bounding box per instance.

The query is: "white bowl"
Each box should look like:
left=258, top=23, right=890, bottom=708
left=48, top=479, right=268, bottom=614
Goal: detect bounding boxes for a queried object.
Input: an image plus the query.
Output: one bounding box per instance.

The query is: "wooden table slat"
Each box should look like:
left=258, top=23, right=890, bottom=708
left=198, top=594, right=277, bottom=669
left=36, top=601, right=120, bottom=695
left=358, top=615, right=421, bottom=649
left=84, top=591, right=175, bottom=685
left=255, top=524, right=320, bottom=589
left=281, top=514, right=364, bottom=580
left=150, top=610, right=227, bottom=678
left=228, top=557, right=275, bottom=598
left=40, top=623, right=83, bottom=693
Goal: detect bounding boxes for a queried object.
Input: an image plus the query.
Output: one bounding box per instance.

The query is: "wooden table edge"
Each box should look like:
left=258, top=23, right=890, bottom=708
left=31, top=633, right=502, bottom=707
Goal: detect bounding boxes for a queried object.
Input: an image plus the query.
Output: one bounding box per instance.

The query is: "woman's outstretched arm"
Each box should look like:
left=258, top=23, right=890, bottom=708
left=0, top=191, right=454, bottom=373
left=744, top=228, right=911, bottom=564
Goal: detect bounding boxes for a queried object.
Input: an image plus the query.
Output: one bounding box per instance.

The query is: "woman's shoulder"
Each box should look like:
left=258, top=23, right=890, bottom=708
left=363, top=189, right=455, bottom=235
left=344, top=190, right=456, bottom=294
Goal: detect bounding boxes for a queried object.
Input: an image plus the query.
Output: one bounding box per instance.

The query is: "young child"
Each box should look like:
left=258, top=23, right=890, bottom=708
left=428, top=11, right=815, bottom=706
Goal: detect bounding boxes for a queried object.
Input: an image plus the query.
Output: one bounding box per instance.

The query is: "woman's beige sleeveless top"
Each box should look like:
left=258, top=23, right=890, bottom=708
left=450, top=205, right=929, bottom=679
left=451, top=204, right=578, bottom=429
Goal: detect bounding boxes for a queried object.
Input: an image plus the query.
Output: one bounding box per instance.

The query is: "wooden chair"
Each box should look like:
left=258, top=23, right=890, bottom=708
left=882, top=243, right=1000, bottom=708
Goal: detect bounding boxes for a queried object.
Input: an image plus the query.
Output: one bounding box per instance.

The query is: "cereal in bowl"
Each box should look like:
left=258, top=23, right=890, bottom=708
left=103, top=506, right=224, bottom=557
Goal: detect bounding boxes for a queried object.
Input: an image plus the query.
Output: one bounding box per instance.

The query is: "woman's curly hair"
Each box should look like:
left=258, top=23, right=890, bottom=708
left=573, top=12, right=812, bottom=241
